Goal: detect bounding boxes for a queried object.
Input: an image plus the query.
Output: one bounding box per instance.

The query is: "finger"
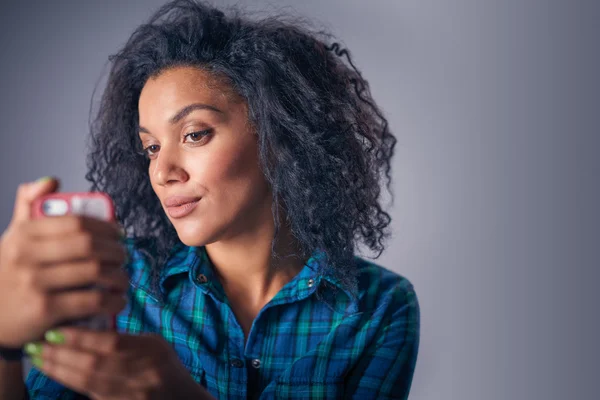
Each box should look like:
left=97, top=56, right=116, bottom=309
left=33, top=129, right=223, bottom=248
left=58, top=327, right=139, bottom=355
left=28, top=235, right=127, bottom=265
left=36, top=261, right=129, bottom=292
left=25, top=214, right=122, bottom=241
left=37, top=344, right=127, bottom=398
left=42, top=342, right=133, bottom=382
left=47, top=290, right=127, bottom=326
left=11, top=177, right=60, bottom=223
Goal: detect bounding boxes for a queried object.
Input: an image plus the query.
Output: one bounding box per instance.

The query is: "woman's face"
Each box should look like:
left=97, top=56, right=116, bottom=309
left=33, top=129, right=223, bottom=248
left=137, top=66, right=271, bottom=246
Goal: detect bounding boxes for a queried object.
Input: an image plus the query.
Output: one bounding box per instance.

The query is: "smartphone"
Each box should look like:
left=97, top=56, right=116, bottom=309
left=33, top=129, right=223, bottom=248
left=31, top=192, right=118, bottom=331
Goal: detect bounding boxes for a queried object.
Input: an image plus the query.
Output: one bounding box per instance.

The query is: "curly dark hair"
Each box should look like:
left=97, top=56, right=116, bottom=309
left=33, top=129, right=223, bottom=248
left=85, top=0, right=396, bottom=301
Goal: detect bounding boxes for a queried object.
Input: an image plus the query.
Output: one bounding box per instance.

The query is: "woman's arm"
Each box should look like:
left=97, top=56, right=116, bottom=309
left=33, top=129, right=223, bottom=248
left=345, top=287, right=420, bottom=399
left=0, top=360, right=26, bottom=400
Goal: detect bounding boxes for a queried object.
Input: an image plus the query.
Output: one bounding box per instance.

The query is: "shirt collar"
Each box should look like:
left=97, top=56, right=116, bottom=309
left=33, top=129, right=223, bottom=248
left=158, top=245, right=355, bottom=302
left=158, top=243, right=199, bottom=295
left=303, top=249, right=356, bottom=300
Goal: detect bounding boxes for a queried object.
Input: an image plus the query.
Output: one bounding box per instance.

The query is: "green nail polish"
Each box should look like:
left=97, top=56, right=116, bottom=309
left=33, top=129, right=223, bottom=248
left=119, top=226, right=126, bottom=239
left=31, top=356, right=43, bottom=369
left=36, top=176, right=54, bottom=183
left=44, top=330, right=65, bottom=344
left=24, top=342, right=43, bottom=357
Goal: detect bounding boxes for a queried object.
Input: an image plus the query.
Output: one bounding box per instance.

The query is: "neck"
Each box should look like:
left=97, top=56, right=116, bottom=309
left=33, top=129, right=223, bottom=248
left=204, top=201, right=305, bottom=310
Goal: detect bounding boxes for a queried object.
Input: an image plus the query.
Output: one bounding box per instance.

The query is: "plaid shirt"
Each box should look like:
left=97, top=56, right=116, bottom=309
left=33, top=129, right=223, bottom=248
left=26, top=240, right=419, bottom=399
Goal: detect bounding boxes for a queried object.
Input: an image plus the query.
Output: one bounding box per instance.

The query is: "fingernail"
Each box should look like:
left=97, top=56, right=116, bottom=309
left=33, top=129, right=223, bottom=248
left=24, top=342, right=43, bottom=357
left=44, top=330, right=65, bottom=344
left=31, top=356, right=43, bottom=369
left=36, top=176, right=54, bottom=183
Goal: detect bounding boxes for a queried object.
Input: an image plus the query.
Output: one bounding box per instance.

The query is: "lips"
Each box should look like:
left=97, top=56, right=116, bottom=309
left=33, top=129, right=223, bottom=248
left=164, top=196, right=202, bottom=219
left=164, top=196, right=202, bottom=207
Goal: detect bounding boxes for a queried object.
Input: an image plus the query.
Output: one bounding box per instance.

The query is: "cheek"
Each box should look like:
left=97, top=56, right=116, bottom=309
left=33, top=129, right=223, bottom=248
left=162, top=140, right=269, bottom=245
left=201, top=143, right=268, bottom=205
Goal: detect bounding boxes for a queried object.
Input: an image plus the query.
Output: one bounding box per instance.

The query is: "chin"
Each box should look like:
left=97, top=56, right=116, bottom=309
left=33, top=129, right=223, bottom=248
left=172, top=218, right=219, bottom=247
left=175, top=226, right=211, bottom=247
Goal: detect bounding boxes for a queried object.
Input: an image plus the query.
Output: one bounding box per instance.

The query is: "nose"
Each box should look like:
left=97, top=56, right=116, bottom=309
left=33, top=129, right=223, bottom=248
left=151, top=144, right=188, bottom=186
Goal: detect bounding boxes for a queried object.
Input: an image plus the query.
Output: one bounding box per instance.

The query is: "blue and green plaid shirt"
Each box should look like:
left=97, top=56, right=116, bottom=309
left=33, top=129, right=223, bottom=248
left=26, top=240, right=419, bottom=399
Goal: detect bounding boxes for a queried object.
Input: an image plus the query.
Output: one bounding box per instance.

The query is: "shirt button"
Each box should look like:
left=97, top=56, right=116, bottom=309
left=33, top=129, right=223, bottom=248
left=230, top=358, right=244, bottom=368
left=307, top=278, right=315, bottom=288
left=251, top=359, right=261, bottom=369
left=196, top=274, right=208, bottom=284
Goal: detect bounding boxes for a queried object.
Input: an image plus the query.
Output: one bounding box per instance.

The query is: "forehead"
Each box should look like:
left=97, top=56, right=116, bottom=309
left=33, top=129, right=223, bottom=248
left=138, top=66, right=239, bottom=114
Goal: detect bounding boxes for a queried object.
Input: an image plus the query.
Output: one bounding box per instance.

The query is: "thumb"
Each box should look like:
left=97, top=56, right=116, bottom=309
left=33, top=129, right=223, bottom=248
left=11, top=177, right=60, bottom=223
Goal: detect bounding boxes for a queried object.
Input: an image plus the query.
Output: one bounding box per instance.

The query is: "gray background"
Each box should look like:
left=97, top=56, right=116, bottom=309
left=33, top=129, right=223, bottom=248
left=1, top=1, right=598, bottom=399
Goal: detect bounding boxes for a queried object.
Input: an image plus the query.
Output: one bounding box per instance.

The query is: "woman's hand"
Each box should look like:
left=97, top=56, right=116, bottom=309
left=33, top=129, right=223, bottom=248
left=27, top=327, right=212, bottom=400
left=0, top=178, right=128, bottom=348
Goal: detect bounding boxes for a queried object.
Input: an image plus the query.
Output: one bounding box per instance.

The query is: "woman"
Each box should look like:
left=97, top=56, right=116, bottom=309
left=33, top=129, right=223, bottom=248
left=0, top=0, right=419, bottom=398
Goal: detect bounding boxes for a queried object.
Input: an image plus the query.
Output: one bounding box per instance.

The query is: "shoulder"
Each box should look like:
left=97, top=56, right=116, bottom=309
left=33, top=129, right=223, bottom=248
left=353, top=256, right=419, bottom=317
left=339, top=258, right=420, bottom=397
left=120, top=237, right=197, bottom=298
left=120, top=237, right=152, bottom=287
left=121, top=237, right=151, bottom=264
left=121, top=237, right=145, bottom=265
left=347, top=257, right=420, bottom=347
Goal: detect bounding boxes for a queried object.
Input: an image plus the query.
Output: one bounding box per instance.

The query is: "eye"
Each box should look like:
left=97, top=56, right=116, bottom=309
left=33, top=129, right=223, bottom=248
left=141, top=144, right=160, bottom=159
left=184, top=129, right=213, bottom=143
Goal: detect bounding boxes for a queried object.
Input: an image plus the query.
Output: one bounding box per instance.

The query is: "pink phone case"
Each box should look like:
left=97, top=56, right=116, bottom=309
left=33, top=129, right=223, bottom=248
left=31, top=192, right=118, bottom=331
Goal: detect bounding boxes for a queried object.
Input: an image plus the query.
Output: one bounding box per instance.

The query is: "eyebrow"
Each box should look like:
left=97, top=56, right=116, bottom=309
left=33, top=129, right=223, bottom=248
left=139, top=103, right=223, bottom=133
